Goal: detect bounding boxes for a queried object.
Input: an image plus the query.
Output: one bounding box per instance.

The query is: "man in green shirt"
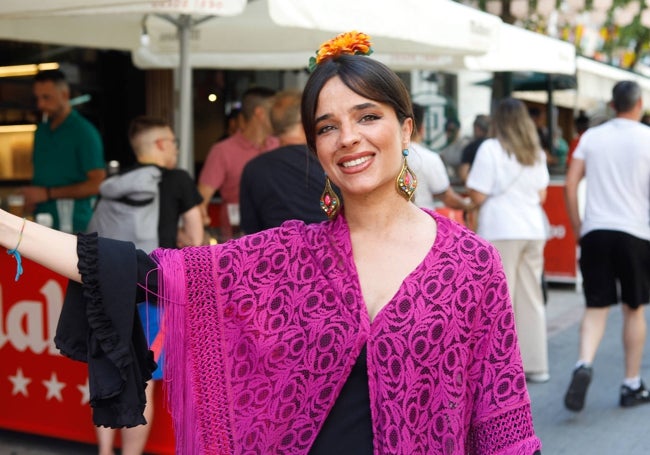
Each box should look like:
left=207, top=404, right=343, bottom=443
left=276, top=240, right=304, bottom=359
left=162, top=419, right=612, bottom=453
left=22, top=69, right=105, bottom=232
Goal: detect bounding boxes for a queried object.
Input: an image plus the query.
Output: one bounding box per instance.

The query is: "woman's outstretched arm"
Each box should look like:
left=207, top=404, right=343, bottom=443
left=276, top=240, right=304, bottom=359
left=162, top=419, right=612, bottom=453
left=0, top=210, right=81, bottom=282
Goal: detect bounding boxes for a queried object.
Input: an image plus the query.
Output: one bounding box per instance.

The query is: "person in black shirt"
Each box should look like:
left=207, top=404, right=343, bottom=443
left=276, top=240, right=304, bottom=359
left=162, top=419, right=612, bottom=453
left=458, top=114, right=490, bottom=184
left=239, top=90, right=334, bottom=233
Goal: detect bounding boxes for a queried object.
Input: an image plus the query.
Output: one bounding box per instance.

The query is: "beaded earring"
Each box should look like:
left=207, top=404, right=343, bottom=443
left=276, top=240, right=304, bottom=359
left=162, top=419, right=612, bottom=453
left=320, top=175, right=341, bottom=218
left=396, top=148, right=417, bottom=201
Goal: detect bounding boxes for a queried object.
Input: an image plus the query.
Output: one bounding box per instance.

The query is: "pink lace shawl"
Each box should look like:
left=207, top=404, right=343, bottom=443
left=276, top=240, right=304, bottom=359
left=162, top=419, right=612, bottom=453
left=152, top=211, right=541, bottom=454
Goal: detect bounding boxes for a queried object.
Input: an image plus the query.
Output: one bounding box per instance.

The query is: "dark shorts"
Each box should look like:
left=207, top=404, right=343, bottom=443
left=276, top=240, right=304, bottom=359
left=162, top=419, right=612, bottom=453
left=580, top=230, right=650, bottom=309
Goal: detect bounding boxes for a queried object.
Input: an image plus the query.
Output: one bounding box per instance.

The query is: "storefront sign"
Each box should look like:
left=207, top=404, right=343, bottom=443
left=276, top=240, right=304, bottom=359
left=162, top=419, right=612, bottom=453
left=0, top=254, right=173, bottom=453
left=543, top=183, right=578, bottom=282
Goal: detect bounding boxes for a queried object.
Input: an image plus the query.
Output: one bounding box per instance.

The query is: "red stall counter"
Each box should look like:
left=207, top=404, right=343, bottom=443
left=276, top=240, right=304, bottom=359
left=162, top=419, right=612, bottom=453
left=542, top=181, right=580, bottom=284
left=0, top=254, right=174, bottom=454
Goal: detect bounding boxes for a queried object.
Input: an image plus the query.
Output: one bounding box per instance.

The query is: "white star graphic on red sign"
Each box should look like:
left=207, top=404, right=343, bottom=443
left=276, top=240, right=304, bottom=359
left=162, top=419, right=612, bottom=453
left=8, top=367, right=31, bottom=397
left=77, top=378, right=90, bottom=405
left=42, top=372, right=66, bottom=401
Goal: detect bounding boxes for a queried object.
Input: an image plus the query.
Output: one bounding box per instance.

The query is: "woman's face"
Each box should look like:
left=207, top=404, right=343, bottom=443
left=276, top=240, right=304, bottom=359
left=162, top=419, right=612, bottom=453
left=313, top=76, right=411, bottom=199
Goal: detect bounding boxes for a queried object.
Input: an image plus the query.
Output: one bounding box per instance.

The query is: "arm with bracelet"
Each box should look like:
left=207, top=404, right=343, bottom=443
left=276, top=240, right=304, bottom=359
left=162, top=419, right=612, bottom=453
left=0, top=211, right=81, bottom=282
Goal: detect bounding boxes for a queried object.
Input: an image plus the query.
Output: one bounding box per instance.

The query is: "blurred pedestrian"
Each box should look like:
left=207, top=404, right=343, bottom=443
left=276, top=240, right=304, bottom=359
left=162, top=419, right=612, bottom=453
left=409, top=103, right=473, bottom=212
left=198, top=87, right=279, bottom=240
left=466, top=98, right=550, bottom=383
left=438, top=118, right=469, bottom=185
left=564, top=80, right=650, bottom=412
left=22, top=69, right=106, bottom=232
left=566, top=111, right=590, bottom=169
left=239, top=89, right=330, bottom=233
left=458, top=114, right=490, bottom=184
left=89, top=116, right=203, bottom=455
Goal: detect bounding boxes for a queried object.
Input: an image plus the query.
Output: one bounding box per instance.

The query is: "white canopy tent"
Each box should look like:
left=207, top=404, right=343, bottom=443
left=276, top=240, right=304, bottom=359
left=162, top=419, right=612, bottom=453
left=0, top=0, right=502, bottom=173
left=133, top=0, right=502, bottom=71
left=386, top=22, right=576, bottom=75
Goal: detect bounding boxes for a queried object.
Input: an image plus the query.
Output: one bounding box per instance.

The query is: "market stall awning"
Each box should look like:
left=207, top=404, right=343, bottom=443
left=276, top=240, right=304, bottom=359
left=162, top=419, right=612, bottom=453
left=394, top=22, right=576, bottom=74
left=476, top=72, right=577, bottom=91
left=131, top=0, right=502, bottom=70
left=0, top=0, right=503, bottom=70
left=514, top=56, right=650, bottom=111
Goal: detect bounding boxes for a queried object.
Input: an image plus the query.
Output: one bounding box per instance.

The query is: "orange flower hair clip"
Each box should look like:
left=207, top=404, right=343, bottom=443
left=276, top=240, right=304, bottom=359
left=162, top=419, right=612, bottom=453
left=308, top=31, right=373, bottom=72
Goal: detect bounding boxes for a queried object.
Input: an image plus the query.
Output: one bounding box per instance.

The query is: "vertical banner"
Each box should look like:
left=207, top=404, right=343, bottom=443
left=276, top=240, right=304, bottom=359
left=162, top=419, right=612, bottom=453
left=542, top=182, right=578, bottom=282
left=0, top=254, right=173, bottom=453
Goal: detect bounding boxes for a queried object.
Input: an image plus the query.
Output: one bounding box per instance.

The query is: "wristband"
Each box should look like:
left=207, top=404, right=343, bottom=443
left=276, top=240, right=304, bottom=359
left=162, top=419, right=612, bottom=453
left=46, top=187, right=51, bottom=200
left=7, top=217, right=26, bottom=281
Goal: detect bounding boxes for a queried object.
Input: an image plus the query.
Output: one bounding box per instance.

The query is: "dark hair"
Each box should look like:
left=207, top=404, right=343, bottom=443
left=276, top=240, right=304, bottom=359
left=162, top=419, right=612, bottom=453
left=473, top=114, right=490, bottom=134
left=575, top=111, right=590, bottom=132
left=612, top=80, right=641, bottom=113
left=444, top=118, right=460, bottom=131
left=528, top=107, right=541, bottom=118
left=34, top=69, right=67, bottom=86
left=128, top=116, right=170, bottom=142
left=412, top=103, right=425, bottom=131
left=240, top=87, right=277, bottom=121
left=270, top=90, right=302, bottom=136
left=301, top=55, right=413, bottom=154
left=227, top=107, right=241, bottom=121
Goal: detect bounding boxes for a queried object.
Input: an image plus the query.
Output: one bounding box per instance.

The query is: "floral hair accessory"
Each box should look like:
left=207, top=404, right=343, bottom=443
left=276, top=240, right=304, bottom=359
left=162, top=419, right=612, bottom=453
left=308, top=31, right=373, bottom=72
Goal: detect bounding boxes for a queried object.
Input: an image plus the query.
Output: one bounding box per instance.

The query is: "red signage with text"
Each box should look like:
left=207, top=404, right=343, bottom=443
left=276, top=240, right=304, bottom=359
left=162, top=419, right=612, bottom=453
left=542, top=182, right=578, bottom=282
left=0, top=254, right=174, bottom=454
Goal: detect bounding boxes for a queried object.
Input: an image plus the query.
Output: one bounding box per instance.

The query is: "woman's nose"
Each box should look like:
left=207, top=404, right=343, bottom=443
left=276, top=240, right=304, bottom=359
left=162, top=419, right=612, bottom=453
left=338, top=121, right=360, bottom=148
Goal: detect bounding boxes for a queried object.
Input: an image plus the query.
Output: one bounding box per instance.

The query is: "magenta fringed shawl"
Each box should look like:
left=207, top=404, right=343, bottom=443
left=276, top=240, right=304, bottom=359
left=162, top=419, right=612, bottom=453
left=152, top=211, right=541, bottom=454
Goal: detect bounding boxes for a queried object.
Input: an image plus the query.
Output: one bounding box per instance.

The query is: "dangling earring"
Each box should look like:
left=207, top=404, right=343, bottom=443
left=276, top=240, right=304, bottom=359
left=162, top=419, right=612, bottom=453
left=320, top=175, right=341, bottom=219
left=396, top=148, right=417, bottom=201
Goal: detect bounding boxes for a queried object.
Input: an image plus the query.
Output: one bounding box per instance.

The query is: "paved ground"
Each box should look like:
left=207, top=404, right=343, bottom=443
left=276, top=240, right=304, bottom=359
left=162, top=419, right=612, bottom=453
left=1, top=283, right=649, bottom=454
left=530, top=284, right=650, bottom=454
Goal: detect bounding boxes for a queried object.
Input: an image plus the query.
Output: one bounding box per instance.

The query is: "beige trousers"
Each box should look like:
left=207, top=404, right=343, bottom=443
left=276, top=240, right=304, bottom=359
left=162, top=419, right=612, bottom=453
left=491, top=239, right=548, bottom=375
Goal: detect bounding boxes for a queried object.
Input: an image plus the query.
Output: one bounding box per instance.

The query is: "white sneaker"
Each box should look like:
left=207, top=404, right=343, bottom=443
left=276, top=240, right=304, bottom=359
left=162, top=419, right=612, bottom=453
left=526, top=372, right=550, bottom=383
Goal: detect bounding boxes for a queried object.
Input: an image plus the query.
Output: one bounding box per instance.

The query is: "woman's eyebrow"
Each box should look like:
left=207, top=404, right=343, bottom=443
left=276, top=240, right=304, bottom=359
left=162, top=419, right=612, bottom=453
left=315, top=102, right=379, bottom=124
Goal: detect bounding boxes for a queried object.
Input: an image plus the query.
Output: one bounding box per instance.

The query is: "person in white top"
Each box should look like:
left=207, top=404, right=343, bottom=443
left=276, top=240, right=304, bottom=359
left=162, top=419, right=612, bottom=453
left=564, top=80, right=650, bottom=412
left=466, top=98, right=550, bottom=383
left=409, top=103, right=473, bottom=212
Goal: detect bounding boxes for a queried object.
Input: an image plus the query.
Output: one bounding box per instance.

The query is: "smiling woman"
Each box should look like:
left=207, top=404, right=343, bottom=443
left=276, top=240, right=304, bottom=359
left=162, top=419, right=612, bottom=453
left=0, top=31, right=541, bottom=455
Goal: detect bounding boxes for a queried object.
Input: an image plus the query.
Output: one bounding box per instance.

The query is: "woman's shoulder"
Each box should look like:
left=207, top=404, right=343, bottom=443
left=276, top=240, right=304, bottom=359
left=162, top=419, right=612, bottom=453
left=474, top=138, right=505, bottom=162
left=477, top=137, right=499, bottom=152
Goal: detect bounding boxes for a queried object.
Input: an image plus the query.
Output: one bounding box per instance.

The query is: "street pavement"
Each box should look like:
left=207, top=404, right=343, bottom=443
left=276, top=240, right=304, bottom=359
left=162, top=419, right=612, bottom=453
left=1, top=283, right=650, bottom=454
left=530, top=284, right=650, bottom=454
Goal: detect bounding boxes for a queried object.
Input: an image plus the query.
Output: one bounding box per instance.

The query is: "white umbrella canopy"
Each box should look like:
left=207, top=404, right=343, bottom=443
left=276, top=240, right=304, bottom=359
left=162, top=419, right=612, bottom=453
left=0, top=0, right=247, bottom=50
left=0, top=0, right=502, bottom=172
left=388, top=23, right=577, bottom=75
left=132, top=0, right=502, bottom=70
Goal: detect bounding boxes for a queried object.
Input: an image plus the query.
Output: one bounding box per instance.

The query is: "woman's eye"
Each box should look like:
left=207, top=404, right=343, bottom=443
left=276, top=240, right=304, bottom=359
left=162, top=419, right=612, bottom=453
left=317, top=125, right=334, bottom=135
left=360, top=114, right=381, bottom=123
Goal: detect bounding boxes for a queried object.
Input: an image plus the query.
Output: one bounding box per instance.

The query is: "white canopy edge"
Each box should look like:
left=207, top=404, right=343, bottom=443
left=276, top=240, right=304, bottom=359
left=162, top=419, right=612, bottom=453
left=515, top=56, right=650, bottom=112
left=132, top=0, right=503, bottom=70
left=463, top=23, right=576, bottom=75
left=0, top=0, right=247, bottom=17
left=268, top=0, right=501, bottom=56
left=401, top=23, right=576, bottom=75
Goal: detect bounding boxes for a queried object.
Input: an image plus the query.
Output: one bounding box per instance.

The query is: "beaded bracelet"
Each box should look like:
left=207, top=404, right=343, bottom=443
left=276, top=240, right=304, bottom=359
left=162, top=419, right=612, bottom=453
left=7, top=217, right=26, bottom=282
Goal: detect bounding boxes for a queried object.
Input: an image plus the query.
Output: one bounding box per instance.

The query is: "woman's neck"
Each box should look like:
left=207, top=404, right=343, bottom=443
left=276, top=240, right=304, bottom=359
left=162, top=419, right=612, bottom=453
left=343, top=191, right=420, bottom=235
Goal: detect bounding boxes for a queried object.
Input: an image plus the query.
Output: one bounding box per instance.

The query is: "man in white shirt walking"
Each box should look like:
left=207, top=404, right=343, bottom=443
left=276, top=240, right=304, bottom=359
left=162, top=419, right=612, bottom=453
left=564, top=80, right=650, bottom=412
